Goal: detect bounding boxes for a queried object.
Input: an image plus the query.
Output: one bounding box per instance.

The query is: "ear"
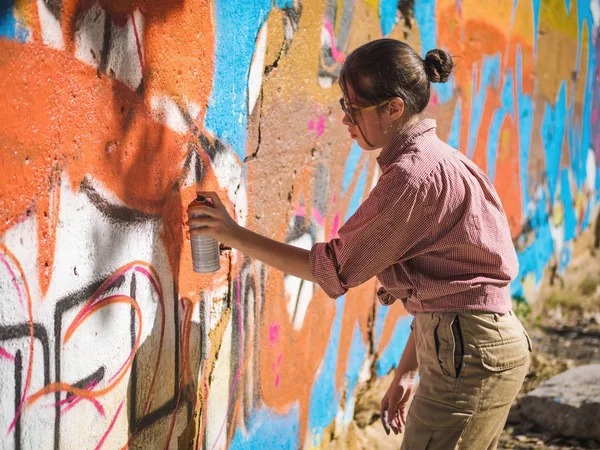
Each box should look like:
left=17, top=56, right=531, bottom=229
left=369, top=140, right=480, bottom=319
left=387, top=97, right=405, bottom=121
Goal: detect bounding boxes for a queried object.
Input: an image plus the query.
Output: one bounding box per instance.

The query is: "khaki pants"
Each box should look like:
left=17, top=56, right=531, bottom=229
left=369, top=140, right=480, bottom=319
left=401, top=310, right=531, bottom=450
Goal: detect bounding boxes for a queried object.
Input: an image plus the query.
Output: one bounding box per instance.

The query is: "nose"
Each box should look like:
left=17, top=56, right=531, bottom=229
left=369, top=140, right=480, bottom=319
left=342, top=112, right=353, bottom=126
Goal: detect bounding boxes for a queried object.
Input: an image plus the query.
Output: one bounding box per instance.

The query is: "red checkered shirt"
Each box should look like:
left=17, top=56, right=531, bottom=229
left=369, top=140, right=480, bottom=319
left=309, top=119, right=518, bottom=314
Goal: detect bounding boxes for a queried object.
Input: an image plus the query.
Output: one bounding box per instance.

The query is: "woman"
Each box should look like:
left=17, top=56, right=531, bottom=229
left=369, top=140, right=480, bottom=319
left=187, top=38, right=531, bottom=449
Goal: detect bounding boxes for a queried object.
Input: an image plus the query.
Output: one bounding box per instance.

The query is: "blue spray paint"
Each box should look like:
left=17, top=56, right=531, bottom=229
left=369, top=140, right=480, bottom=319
left=566, top=47, right=594, bottom=194
left=307, top=297, right=369, bottom=442
left=591, top=25, right=600, bottom=173
left=374, top=303, right=388, bottom=352
left=574, top=7, right=597, bottom=189
left=342, top=323, right=368, bottom=424
left=487, top=70, right=515, bottom=182
left=380, top=0, right=399, bottom=36
left=511, top=189, right=554, bottom=296
left=516, top=46, right=535, bottom=215
left=307, top=296, right=344, bottom=445
left=532, top=0, right=541, bottom=54
left=274, top=0, right=294, bottom=8
left=204, top=0, right=273, bottom=160
left=510, top=0, right=599, bottom=300
left=510, top=0, right=519, bottom=33
left=468, top=54, right=501, bottom=159
left=413, top=0, right=454, bottom=103
left=0, top=1, right=16, bottom=40
left=575, top=0, right=595, bottom=68
left=540, top=81, right=568, bottom=201
left=581, top=201, right=590, bottom=231
left=383, top=0, right=453, bottom=107
left=431, top=74, right=454, bottom=104
left=448, top=101, right=462, bottom=149
left=560, top=168, right=577, bottom=241
left=306, top=301, right=370, bottom=442
left=345, top=159, right=369, bottom=220
left=376, top=315, right=412, bottom=377
left=559, top=246, right=572, bottom=272
left=0, top=0, right=29, bottom=42
left=342, top=142, right=363, bottom=194
left=562, top=0, right=597, bottom=216
left=413, top=0, right=437, bottom=56
left=229, top=405, right=300, bottom=449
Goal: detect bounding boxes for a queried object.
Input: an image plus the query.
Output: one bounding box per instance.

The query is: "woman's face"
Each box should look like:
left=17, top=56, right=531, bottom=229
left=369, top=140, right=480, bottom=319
left=341, top=82, right=400, bottom=151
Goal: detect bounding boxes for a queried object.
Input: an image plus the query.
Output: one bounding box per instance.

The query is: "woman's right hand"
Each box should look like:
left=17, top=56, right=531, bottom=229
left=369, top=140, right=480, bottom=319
left=380, top=370, right=417, bottom=435
left=186, top=192, right=240, bottom=248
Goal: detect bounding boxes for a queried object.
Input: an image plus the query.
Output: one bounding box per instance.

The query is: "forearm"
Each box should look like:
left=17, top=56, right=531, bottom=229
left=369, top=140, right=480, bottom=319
left=231, top=225, right=317, bottom=282
left=394, top=330, right=418, bottom=379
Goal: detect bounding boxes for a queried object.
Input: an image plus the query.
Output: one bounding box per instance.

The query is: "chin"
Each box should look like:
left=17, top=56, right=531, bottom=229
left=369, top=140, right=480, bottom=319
left=355, top=140, right=379, bottom=151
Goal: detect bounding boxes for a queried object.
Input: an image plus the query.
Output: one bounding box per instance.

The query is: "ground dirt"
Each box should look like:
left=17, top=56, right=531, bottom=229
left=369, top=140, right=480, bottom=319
left=322, top=226, right=600, bottom=449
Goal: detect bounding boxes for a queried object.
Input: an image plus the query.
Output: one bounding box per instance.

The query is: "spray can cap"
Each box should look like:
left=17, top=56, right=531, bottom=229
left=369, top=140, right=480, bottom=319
left=195, top=194, right=214, bottom=207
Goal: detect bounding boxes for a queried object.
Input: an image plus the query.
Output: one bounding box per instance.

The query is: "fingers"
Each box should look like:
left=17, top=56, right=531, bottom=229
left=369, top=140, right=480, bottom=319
left=380, top=399, right=391, bottom=436
left=187, top=217, right=214, bottom=230
left=388, top=410, right=400, bottom=435
left=382, top=399, right=400, bottom=435
left=380, top=409, right=391, bottom=436
left=399, top=384, right=413, bottom=425
left=400, top=404, right=408, bottom=426
left=392, top=413, right=402, bottom=434
left=187, top=205, right=217, bottom=217
left=380, top=379, right=415, bottom=438
left=197, top=191, right=224, bottom=208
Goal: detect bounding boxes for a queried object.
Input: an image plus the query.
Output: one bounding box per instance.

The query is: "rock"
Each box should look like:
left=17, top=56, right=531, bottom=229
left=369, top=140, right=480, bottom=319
left=506, top=402, right=522, bottom=424
left=520, top=364, right=600, bottom=440
left=353, top=408, right=377, bottom=429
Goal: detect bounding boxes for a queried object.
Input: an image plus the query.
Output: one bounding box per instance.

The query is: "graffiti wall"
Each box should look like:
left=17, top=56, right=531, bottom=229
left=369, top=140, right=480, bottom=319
left=0, top=0, right=598, bottom=448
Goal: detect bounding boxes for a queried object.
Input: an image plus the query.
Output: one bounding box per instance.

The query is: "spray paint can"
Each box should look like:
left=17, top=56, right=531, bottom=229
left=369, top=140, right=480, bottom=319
left=190, top=195, right=221, bottom=273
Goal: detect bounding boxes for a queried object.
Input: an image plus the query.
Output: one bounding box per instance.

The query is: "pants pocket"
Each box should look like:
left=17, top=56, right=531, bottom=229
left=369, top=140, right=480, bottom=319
left=434, top=314, right=464, bottom=378
left=523, top=328, right=533, bottom=352
left=475, top=334, right=530, bottom=410
left=452, top=316, right=464, bottom=377
left=400, top=419, right=433, bottom=450
left=402, top=396, right=472, bottom=450
left=477, top=336, right=530, bottom=372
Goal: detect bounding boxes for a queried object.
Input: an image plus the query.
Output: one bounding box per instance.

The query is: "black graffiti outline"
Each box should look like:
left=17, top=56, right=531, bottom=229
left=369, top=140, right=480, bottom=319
left=0, top=323, right=50, bottom=450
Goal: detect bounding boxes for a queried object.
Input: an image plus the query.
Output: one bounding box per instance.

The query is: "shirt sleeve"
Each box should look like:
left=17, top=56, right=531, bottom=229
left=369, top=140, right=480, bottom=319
left=309, top=167, right=432, bottom=299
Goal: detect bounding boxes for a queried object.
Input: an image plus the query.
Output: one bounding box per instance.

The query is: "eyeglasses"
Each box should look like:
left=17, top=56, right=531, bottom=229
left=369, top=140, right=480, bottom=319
left=339, top=98, right=391, bottom=124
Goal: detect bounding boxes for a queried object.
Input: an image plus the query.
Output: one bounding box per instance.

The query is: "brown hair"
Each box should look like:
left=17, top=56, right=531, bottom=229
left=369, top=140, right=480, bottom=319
left=339, top=38, right=454, bottom=116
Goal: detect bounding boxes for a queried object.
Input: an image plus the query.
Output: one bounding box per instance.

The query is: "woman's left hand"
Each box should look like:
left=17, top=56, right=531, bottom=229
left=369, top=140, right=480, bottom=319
left=380, top=371, right=416, bottom=435
left=186, top=191, right=240, bottom=248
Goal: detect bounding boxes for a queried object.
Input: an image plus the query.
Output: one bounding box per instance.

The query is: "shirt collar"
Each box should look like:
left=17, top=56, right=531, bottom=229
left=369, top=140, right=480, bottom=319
left=376, top=118, right=437, bottom=171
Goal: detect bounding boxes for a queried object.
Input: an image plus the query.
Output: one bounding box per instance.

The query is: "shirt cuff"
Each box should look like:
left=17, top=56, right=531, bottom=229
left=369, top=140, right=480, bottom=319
left=309, top=241, right=347, bottom=299
left=377, top=287, right=397, bottom=306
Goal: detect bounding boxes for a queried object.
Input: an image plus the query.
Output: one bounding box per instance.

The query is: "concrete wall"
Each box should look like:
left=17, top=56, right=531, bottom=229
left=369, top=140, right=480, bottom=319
left=0, top=0, right=598, bottom=448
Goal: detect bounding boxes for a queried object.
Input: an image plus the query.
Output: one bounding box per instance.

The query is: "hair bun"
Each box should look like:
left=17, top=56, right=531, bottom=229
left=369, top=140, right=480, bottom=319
left=424, top=49, right=454, bottom=83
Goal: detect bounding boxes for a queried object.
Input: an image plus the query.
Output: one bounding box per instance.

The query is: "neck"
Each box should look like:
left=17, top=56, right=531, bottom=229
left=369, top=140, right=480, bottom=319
left=391, top=115, right=420, bottom=137
left=379, top=115, right=420, bottom=149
